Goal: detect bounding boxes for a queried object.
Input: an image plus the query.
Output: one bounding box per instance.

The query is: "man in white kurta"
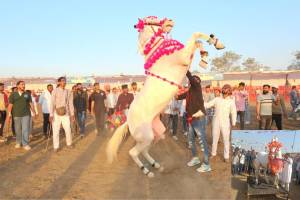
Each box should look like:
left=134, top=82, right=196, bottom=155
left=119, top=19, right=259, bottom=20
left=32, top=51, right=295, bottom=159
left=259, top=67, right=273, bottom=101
left=205, top=84, right=237, bottom=162
left=280, top=154, right=293, bottom=191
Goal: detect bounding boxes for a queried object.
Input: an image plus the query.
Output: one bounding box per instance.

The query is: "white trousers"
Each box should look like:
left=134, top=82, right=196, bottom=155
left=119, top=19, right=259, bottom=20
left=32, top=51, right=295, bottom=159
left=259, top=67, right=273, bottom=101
left=52, top=113, right=72, bottom=149
left=211, top=118, right=231, bottom=159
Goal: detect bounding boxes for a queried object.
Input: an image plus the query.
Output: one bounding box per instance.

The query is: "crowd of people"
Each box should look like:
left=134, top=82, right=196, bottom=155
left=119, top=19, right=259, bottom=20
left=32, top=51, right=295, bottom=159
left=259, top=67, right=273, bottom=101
left=0, top=78, right=138, bottom=151
left=0, top=74, right=299, bottom=174
left=232, top=146, right=300, bottom=192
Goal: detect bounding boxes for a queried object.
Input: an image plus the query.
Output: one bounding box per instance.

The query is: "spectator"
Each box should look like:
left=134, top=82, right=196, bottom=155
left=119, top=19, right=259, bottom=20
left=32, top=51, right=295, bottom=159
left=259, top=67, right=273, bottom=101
left=179, top=99, right=188, bottom=136
left=106, top=87, right=118, bottom=116
left=232, top=151, right=239, bottom=176
left=203, top=85, right=215, bottom=123
left=169, top=97, right=181, bottom=141
left=73, top=83, right=89, bottom=137
left=0, top=83, right=9, bottom=142
left=39, top=84, right=53, bottom=138
left=7, top=81, right=36, bottom=150
left=214, top=87, right=221, bottom=97
left=131, top=82, right=139, bottom=97
left=239, top=150, right=245, bottom=174
left=26, top=90, right=38, bottom=137
left=115, top=84, right=134, bottom=116
left=280, top=153, right=293, bottom=191
left=50, top=77, right=75, bottom=152
left=177, top=71, right=211, bottom=173
left=90, top=83, right=107, bottom=135
left=10, top=87, right=17, bottom=138
left=245, top=95, right=251, bottom=125
left=205, top=84, right=237, bottom=162
left=271, top=85, right=287, bottom=130
left=289, top=86, right=300, bottom=120
left=256, top=84, right=274, bottom=130
left=233, top=82, right=248, bottom=130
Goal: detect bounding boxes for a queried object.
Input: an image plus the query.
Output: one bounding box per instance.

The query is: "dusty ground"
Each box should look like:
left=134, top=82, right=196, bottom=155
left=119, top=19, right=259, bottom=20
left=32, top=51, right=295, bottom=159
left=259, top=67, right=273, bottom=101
left=0, top=105, right=299, bottom=199
left=0, top=112, right=231, bottom=199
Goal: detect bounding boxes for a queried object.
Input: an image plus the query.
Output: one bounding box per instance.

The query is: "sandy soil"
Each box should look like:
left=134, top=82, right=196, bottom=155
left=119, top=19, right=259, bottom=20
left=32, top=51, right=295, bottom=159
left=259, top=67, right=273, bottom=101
left=0, top=105, right=299, bottom=199
left=0, top=114, right=231, bottom=199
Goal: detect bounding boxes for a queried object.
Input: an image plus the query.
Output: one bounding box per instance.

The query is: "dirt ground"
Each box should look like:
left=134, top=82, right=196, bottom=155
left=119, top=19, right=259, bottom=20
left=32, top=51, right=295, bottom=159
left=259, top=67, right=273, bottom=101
left=0, top=105, right=299, bottom=199
left=0, top=113, right=231, bottom=199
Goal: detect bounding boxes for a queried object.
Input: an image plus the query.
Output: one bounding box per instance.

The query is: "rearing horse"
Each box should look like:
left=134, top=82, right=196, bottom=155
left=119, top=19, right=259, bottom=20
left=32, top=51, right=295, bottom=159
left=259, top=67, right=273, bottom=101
left=106, top=16, right=224, bottom=177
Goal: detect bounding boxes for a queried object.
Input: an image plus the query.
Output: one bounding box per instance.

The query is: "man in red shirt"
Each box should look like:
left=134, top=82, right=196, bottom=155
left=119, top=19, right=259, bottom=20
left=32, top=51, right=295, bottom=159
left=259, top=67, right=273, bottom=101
left=116, top=84, right=134, bottom=115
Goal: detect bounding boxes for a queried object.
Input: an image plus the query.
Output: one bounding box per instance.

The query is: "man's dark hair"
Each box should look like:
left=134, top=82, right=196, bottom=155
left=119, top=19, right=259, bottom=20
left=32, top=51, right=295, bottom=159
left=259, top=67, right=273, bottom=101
left=0, top=82, right=4, bottom=87
left=47, top=84, right=53, bottom=88
left=192, top=75, right=201, bottom=83
left=239, top=82, right=245, bottom=87
left=94, top=82, right=99, bottom=87
left=16, top=81, right=24, bottom=86
left=122, top=84, right=128, bottom=89
left=205, top=85, right=211, bottom=89
left=76, top=83, right=82, bottom=86
left=292, top=85, right=297, bottom=89
left=263, top=84, right=270, bottom=88
left=57, top=76, right=66, bottom=82
left=131, top=82, right=137, bottom=86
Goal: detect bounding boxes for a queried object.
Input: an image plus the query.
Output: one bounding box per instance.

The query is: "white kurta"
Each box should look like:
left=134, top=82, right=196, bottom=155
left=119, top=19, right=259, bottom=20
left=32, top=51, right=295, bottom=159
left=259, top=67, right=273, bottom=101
left=205, top=96, right=237, bottom=159
left=39, top=91, right=52, bottom=114
left=280, top=157, right=293, bottom=184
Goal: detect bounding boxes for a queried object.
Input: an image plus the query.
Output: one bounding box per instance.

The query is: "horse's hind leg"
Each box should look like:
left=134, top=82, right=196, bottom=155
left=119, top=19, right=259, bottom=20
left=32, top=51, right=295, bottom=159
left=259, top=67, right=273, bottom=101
left=129, top=142, right=154, bottom=178
left=142, top=145, right=164, bottom=172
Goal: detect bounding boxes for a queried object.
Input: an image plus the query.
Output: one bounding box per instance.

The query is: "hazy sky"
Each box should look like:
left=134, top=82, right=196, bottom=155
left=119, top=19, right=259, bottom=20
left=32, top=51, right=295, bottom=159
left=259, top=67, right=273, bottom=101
left=0, top=0, right=299, bottom=77
left=232, top=130, right=300, bottom=153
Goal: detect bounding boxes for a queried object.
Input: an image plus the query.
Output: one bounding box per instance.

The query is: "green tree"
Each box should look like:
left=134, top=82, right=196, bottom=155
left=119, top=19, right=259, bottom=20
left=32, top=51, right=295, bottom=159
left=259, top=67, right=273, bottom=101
left=210, top=51, right=242, bottom=72
left=287, top=51, right=300, bottom=70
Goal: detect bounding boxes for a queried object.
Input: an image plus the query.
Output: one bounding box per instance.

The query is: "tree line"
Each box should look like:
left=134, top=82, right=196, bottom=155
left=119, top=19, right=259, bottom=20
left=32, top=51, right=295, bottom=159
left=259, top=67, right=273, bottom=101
left=209, top=51, right=300, bottom=73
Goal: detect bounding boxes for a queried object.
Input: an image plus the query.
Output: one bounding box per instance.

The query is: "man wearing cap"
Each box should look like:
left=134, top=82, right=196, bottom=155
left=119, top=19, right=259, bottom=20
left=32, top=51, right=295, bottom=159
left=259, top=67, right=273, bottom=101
left=177, top=71, right=211, bottom=173
left=205, top=84, right=237, bottom=162
left=272, top=85, right=287, bottom=130
left=116, top=84, right=134, bottom=116
left=90, top=83, right=107, bottom=135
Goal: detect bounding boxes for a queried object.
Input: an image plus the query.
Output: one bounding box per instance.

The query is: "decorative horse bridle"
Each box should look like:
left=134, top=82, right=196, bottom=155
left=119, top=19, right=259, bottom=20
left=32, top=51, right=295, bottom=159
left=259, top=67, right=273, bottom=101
left=135, top=18, right=184, bottom=90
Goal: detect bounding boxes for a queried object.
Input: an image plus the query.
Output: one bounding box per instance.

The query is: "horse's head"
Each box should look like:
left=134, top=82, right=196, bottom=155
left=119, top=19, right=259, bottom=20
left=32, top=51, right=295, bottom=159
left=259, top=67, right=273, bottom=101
left=134, top=16, right=174, bottom=54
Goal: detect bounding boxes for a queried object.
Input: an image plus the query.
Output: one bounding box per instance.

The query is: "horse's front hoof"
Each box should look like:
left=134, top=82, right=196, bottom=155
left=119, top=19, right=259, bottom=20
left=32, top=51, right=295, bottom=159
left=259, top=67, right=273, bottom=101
left=215, top=40, right=225, bottom=50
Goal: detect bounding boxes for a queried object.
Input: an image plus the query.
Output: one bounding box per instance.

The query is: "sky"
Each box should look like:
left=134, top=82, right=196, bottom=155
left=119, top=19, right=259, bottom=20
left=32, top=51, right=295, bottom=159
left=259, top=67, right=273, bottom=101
left=0, top=0, right=299, bottom=77
left=232, top=130, right=300, bottom=153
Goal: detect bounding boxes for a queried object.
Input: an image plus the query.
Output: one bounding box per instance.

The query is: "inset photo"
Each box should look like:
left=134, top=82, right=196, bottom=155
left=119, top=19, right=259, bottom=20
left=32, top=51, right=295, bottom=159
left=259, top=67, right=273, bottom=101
left=231, top=130, right=300, bottom=200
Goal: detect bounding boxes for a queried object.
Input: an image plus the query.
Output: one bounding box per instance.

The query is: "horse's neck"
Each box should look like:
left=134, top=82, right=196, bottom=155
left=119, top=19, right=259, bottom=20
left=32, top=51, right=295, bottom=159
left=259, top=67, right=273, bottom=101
left=144, top=37, right=164, bottom=60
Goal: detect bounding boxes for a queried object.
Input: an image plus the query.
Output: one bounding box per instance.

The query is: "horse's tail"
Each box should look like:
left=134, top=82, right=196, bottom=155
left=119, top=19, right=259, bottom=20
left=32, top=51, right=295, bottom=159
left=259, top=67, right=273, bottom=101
left=106, top=122, right=129, bottom=163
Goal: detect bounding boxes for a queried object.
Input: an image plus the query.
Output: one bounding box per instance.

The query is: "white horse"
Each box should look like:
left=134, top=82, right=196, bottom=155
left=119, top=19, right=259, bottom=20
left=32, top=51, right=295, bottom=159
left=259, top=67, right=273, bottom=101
left=106, top=16, right=224, bottom=177
left=253, top=147, right=283, bottom=188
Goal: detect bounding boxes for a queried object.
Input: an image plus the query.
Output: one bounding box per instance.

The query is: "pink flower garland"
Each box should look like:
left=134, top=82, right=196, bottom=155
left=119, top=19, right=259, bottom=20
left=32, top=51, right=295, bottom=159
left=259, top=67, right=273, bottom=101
left=144, top=39, right=184, bottom=69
